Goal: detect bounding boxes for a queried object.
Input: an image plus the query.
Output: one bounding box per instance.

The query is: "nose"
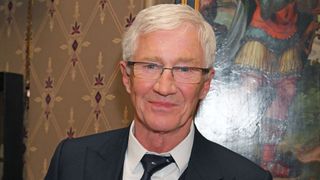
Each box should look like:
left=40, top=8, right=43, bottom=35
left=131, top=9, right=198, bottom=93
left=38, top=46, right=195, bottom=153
left=153, top=69, right=177, bottom=96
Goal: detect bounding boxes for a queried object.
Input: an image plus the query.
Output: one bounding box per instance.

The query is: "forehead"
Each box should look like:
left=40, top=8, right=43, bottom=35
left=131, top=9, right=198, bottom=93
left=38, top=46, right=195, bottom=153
left=133, top=24, right=205, bottom=65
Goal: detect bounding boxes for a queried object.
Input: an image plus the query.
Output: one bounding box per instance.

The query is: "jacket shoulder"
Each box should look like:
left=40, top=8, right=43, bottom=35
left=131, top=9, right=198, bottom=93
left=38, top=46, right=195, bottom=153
left=192, top=129, right=272, bottom=179
left=45, top=127, right=129, bottom=180
left=62, top=127, right=129, bottom=149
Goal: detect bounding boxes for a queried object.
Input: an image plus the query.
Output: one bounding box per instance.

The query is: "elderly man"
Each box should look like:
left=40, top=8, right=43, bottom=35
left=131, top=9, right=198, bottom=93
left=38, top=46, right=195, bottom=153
left=45, top=4, right=272, bottom=180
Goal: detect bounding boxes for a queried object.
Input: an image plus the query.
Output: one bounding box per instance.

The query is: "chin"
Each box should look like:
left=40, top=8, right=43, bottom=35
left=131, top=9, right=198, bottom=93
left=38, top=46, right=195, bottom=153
left=147, top=119, right=183, bottom=133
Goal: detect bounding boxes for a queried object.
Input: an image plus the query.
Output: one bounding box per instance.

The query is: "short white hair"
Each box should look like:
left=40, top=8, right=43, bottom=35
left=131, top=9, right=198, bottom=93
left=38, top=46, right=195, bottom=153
left=122, top=4, right=216, bottom=67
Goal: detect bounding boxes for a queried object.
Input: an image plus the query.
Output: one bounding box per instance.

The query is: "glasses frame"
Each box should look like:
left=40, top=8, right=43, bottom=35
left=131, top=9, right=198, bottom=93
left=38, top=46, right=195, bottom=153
left=126, top=61, right=211, bottom=84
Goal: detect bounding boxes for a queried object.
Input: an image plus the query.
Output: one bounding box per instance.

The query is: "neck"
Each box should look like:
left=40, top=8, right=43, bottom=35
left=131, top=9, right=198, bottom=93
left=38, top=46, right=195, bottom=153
left=133, top=120, right=192, bottom=153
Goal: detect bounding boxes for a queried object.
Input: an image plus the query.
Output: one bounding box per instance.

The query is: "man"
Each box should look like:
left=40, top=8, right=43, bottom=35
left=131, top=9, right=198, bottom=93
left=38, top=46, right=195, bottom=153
left=45, top=4, right=272, bottom=180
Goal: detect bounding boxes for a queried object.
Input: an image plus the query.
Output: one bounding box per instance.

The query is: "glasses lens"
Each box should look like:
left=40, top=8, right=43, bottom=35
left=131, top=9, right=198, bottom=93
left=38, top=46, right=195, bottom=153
left=133, top=62, right=162, bottom=80
left=173, top=67, right=202, bottom=83
left=128, top=61, right=208, bottom=84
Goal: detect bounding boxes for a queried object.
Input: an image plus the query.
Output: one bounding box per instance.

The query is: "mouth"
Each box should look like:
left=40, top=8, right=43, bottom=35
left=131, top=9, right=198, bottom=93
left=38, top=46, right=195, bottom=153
left=148, top=100, right=177, bottom=110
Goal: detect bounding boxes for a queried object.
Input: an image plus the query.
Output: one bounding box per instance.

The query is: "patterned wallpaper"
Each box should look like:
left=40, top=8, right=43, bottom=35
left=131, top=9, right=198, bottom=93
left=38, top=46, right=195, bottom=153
left=0, top=0, right=173, bottom=179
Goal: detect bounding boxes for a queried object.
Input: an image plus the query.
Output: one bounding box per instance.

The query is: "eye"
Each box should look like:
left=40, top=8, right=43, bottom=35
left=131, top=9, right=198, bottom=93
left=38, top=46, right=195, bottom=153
left=176, top=66, right=192, bottom=72
left=142, top=63, right=160, bottom=70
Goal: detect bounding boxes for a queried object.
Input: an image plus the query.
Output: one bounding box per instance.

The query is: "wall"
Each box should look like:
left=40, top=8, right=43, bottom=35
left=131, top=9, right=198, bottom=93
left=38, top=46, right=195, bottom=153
left=0, top=0, right=155, bottom=179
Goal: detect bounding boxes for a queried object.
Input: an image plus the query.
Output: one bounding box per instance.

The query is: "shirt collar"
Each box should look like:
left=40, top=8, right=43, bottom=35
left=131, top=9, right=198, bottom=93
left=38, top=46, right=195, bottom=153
left=126, top=121, right=195, bottom=174
left=170, top=122, right=194, bottom=173
left=126, top=121, right=147, bottom=172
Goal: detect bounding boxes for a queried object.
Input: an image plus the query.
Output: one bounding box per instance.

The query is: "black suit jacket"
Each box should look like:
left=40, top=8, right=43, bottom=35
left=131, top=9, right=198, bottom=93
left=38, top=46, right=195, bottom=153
left=45, top=126, right=272, bottom=180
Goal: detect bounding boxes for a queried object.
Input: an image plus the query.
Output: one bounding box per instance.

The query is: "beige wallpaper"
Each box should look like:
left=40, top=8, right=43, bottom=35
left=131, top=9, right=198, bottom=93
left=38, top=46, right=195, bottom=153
left=0, top=0, right=174, bottom=179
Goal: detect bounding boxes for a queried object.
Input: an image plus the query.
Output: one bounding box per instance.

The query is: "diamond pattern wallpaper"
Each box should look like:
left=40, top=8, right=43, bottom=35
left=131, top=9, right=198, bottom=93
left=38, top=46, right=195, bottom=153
left=0, top=0, right=156, bottom=179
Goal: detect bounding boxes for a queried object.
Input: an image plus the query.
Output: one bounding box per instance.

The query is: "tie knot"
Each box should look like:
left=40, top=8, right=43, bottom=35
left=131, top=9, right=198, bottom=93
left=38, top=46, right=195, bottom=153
left=140, top=154, right=175, bottom=180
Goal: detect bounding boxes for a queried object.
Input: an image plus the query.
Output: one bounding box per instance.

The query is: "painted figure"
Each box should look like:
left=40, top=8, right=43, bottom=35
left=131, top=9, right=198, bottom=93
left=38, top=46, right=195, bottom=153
left=233, top=0, right=319, bottom=177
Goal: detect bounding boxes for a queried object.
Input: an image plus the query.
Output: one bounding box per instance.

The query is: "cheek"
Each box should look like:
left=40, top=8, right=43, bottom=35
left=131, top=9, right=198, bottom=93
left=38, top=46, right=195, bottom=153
left=180, top=85, right=202, bottom=106
left=130, top=80, right=154, bottom=103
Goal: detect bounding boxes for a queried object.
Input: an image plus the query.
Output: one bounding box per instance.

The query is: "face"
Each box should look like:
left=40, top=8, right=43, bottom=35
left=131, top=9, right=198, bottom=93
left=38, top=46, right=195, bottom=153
left=120, top=24, right=214, bottom=137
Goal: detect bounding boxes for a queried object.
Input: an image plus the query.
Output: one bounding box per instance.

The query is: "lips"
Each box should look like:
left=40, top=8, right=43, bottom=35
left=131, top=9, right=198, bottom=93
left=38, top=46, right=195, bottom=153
left=148, top=100, right=177, bottom=110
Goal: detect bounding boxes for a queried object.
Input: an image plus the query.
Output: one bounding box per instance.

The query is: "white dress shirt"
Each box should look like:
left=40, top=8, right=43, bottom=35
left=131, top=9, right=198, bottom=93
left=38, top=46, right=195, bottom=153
left=122, top=121, right=195, bottom=180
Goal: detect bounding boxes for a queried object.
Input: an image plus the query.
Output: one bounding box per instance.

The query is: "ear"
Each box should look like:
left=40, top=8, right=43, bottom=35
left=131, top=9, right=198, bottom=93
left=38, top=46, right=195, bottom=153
left=120, top=61, right=131, bottom=94
left=199, top=68, right=215, bottom=99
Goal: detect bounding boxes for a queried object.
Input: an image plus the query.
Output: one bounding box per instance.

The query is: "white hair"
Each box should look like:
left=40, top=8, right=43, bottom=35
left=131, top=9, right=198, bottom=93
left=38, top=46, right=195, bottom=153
left=122, top=4, right=216, bottom=67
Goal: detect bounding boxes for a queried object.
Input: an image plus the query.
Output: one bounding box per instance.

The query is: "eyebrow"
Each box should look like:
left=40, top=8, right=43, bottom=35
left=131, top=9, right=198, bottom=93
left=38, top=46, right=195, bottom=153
left=176, top=57, right=198, bottom=63
left=136, top=57, right=160, bottom=63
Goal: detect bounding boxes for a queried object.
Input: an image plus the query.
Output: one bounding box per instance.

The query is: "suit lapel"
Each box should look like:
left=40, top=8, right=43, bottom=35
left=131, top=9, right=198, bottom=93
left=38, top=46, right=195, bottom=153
left=184, top=127, right=224, bottom=180
left=84, top=128, right=129, bottom=180
left=81, top=126, right=225, bottom=179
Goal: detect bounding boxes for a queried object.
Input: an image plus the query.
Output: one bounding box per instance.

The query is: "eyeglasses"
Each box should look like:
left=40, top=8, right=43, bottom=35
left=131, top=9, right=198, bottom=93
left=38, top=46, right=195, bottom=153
left=126, top=61, right=210, bottom=84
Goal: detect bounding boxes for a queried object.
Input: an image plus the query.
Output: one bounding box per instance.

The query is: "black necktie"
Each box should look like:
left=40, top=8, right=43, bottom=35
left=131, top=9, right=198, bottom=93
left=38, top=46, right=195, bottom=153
left=140, top=154, right=175, bottom=180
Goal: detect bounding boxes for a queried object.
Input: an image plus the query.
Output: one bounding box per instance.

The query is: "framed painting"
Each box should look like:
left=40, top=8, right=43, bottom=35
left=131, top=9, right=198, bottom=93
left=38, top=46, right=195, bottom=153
left=176, top=0, right=320, bottom=179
